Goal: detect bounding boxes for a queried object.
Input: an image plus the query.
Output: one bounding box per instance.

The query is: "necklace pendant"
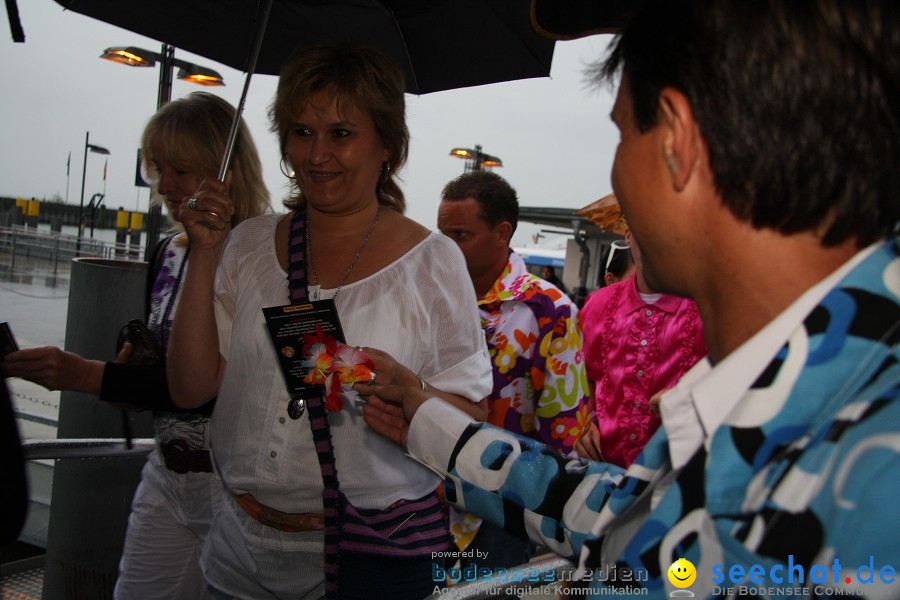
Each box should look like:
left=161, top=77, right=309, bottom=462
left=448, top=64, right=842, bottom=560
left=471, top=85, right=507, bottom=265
left=288, top=397, right=306, bottom=420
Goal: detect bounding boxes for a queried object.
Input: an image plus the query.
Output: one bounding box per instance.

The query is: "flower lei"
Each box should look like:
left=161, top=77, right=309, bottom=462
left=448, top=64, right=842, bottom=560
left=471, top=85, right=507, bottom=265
left=301, top=325, right=374, bottom=412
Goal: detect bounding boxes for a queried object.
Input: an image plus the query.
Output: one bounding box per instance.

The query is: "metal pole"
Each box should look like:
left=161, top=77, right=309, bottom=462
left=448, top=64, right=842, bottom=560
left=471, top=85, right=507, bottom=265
left=77, top=131, right=89, bottom=244
left=53, top=235, right=60, bottom=276
left=65, top=151, right=71, bottom=205
left=217, top=0, right=273, bottom=181
left=143, top=44, right=175, bottom=262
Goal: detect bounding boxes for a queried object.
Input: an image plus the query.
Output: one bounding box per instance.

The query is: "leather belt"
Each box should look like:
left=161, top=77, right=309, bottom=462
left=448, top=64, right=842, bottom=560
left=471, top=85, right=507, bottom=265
left=160, top=439, right=213, bottom=474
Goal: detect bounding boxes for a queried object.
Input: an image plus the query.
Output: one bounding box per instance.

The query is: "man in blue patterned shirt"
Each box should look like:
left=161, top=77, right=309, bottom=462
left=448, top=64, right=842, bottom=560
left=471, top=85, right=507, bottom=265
left=361, top=1, right=900, bottom=598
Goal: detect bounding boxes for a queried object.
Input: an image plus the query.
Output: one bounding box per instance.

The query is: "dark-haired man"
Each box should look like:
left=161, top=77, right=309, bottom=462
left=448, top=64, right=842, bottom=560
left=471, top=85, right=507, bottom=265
left=362, top=1, right=900, bottom=597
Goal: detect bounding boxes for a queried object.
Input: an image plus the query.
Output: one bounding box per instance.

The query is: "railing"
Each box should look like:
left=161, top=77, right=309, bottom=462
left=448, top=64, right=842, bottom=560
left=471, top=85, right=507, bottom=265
left=0, top=225, right=142, bottom=278
left=21, top=438, right=155, bottom=460
left=15, top=439, right=571, bottom=600
left=14, top=408, right=58, bottom=428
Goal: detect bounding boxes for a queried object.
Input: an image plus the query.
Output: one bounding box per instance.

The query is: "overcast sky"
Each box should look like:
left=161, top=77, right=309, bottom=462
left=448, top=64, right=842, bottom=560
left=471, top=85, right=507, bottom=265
left=1, top=1, right=618, bottom=247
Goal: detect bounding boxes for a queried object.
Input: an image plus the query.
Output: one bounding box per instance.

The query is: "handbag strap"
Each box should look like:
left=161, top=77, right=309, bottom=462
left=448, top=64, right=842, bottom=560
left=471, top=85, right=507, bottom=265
left=287, top=209, right=342, bottom=599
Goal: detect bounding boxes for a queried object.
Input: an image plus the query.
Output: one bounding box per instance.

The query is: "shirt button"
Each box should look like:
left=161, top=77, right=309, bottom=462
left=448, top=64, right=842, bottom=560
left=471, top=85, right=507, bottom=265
left=635, top=401, right=641, bottom=407
left=645, top=310, right=652, bottom=316
left=629, top=434, right=637, bottom=440
left=640, top=339, right=648, bottom=346
left=424, top=454, right=435, bottom=465
left=270, top=451, right=277, bottom=458
left=279, top=417, right=285, bottom=424
left=638, top=370, right=645, bottom=377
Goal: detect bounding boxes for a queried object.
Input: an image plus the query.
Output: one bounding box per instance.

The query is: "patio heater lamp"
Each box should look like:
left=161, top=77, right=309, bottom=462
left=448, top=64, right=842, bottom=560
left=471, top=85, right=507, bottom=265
left=99, top=45, right=225, bottom=261
left=449, top=144, right=503, bottom=173
left=100, top=46, right=226, bottom=86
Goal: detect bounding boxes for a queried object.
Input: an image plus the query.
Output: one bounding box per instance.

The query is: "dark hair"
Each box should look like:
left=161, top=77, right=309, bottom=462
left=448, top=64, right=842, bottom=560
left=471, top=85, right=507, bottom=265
left=269, top=43, right=409, bottom=213
left=594, top=0, right=900, bottom=247
left=605, top=243, right=634, bottom=280
left=440, top=171, right=519, bottom=236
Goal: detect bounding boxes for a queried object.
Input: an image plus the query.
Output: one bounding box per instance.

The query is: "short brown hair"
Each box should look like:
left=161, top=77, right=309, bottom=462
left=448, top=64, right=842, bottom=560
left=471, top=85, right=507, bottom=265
left=269, top=43, right=409, bottom=213
left=441, top=171, right=519, bottom=237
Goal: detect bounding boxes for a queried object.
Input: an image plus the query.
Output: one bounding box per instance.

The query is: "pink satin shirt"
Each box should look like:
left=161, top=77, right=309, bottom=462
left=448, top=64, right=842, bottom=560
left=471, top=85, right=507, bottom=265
left=580, top=276, right=706, bottom=467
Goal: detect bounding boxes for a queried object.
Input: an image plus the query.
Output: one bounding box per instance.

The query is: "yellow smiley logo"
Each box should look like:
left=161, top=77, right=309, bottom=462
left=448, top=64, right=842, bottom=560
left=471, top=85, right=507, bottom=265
left=667, top=558, right=697, bottom=588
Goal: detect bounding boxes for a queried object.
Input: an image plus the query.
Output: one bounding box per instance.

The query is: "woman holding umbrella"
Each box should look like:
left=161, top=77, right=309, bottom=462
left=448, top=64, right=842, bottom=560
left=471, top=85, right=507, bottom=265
left=168, top=44, right=492, bottom=599
left=3, top=92, right=271, bottom=599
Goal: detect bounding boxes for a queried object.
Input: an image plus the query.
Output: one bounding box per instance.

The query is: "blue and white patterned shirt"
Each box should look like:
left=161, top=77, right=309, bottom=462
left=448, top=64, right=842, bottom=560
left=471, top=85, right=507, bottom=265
left=409, top=239, right=900, bottom=599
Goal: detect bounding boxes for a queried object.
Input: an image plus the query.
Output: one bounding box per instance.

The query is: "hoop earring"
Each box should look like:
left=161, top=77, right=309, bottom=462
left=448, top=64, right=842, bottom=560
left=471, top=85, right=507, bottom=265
left=380, top=161, right=390, bottom=184
left=280, top=156, right=296, bottom=179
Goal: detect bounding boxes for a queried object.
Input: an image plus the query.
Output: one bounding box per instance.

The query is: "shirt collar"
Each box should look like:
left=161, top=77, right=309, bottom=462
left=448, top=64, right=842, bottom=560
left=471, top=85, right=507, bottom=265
left=479, top=250, right=537, bottom=305
left=661, top=242, right=880, bottom=470
left=620, top=276, right=688, bottom=315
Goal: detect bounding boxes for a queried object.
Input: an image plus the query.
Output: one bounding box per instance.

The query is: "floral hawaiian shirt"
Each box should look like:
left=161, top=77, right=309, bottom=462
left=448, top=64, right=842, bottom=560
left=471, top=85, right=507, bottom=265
left=478, top=250, right=591, bottom=452
left=450, top=250, right=592, bottom=553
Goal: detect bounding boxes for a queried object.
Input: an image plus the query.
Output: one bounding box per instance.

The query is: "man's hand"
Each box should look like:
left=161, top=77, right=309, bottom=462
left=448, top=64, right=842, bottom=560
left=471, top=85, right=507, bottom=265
left=357, top=382, right=431, bottom=448
left=574, top=422, right=603, bottom=462
left=649, top=388, right=669, bottom=415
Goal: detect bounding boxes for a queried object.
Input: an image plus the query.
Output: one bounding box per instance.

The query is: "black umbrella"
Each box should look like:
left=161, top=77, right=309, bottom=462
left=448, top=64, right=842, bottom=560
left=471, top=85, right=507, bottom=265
left=45, top=0, right=558, bottom=241
left=529, top=0, right=631, bottom=40
left=51, top=0, right=555, bottom=95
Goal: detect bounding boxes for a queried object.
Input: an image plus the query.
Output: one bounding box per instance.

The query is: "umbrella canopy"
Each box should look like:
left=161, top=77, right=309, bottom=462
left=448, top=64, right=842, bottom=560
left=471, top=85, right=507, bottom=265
left=529, top=0, right=631, bottom=40
left=577, top=193, right=627, bottom=235
left=51, top=0, right=555, bottom=95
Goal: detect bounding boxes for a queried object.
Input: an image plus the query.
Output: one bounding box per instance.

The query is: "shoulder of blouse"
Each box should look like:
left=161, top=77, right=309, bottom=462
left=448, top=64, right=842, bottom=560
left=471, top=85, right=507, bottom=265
left=582, top=283, right=618, bottom=315
left=402, top=232, right=466, bottom=272
left=220, top=213, right=282, bottom=261
left=228, top=212, right=282, bottom=242
left=385, top=233, right=473, bottom=301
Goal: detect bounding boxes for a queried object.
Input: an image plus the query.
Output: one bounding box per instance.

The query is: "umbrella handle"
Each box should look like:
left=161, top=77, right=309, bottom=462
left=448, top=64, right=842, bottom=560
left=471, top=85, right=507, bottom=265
left=217, top=0, right=274, bottom=182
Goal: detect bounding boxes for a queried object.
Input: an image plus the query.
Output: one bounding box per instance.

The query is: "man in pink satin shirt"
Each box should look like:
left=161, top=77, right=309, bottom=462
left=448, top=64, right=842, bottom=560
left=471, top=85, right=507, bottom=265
left=576, top=230, right=706, bottom=467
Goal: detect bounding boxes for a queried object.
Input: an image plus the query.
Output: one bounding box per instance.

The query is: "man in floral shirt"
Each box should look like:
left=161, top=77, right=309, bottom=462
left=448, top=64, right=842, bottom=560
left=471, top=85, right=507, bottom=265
left=438, top=171, right=591, bottom=581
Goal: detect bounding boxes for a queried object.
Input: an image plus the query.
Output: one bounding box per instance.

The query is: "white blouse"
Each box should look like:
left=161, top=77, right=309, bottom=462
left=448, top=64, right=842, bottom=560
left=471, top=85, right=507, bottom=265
left=211, top=213, right=492, bottom=513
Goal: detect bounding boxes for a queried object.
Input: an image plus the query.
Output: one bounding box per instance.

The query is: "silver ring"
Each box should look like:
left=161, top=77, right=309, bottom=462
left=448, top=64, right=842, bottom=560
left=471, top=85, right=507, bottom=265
left=207, top=211, right=221, bottom=220
left=369, top=370, right=376, bottom=383
left=187, top=197, right=199, bottom=210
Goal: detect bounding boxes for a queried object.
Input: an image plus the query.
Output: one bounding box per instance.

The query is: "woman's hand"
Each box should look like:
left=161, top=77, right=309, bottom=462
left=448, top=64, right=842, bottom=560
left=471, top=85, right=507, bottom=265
left=2, top=346, right=105, bottom=394
left=179, top=178, right=235, bottom=253
left=360, top=347, right=410, bottom=387
left=358, top=346, right=488, bottom=421
left=574, top=422, right=603, bottom=462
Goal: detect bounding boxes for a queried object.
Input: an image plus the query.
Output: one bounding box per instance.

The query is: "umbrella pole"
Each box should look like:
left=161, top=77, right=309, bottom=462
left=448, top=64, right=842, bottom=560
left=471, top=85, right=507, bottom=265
left=217, top=0, right=273, bottom=182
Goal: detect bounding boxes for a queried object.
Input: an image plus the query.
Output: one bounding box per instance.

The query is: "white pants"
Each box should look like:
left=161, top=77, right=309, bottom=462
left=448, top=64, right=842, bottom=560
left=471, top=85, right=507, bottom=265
left=114, top=448, right=222, bottom=600
left=201, top=493, right=325, bottom=600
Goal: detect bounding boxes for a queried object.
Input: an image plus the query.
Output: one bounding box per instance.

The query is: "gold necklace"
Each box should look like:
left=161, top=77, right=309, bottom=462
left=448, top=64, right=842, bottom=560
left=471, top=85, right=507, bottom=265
left=306, top=205, right=381, bottom=299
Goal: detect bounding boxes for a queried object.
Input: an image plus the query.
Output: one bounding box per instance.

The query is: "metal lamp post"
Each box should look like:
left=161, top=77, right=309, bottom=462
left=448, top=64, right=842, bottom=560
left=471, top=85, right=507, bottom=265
left=77, top=132, right=110, bottom=247
left=449, top=144, right=503, bottom=173
left=42, top=42, right=225, bottom=600
left=99, top=44, right=225, bottom=260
